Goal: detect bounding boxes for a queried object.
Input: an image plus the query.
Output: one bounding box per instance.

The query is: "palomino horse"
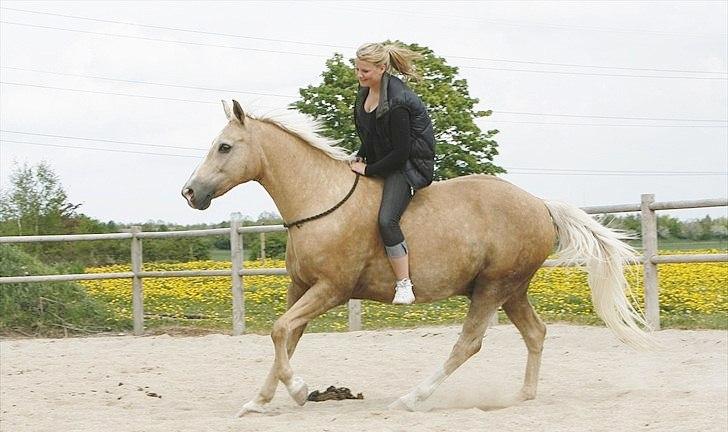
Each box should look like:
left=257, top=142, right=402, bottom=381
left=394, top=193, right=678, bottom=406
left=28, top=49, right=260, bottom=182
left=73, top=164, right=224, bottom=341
left=182, top=100, right=653, bottom=416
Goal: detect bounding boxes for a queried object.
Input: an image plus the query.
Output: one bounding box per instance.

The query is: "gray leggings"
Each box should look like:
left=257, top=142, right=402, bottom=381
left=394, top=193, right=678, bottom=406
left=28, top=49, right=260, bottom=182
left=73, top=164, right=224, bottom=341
left=378, top=171, right=413, bottom=258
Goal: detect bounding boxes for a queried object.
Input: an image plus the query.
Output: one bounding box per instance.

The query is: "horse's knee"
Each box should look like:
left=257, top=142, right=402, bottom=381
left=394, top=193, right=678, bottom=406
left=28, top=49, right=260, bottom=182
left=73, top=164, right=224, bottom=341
left=524, top=322, right=546, bottom=353
left=271, top=319, right=289, bottom=344
left=270, top=320, right=295, bottom=382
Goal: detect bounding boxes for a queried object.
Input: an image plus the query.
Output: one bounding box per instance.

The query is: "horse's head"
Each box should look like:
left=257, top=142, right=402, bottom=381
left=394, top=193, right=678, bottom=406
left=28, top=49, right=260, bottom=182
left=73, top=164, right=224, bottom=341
left=182, top=100, right=264, bottom=210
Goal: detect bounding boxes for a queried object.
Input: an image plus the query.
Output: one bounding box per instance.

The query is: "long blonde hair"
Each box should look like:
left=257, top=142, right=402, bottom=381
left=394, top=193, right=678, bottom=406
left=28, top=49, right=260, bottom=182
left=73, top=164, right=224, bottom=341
left=356, top=42, right=422, bottom=81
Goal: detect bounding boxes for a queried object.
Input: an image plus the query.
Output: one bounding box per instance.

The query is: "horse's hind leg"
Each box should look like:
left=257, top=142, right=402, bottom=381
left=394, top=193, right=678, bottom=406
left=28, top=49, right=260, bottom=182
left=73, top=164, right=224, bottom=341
left=502, top=289, right=546, bottom=401
left=389, top=283, right=505, bottom=411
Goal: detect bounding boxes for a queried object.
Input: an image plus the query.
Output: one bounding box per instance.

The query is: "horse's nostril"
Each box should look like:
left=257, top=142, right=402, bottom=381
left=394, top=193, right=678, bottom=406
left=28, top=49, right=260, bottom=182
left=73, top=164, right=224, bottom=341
left=183, top=187, right=194, bottom=200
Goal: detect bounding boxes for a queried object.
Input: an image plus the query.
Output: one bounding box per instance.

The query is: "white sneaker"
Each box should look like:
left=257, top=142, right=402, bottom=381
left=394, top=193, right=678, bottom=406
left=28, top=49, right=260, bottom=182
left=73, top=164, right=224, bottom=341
left=392, top=278, right=415, bottom=305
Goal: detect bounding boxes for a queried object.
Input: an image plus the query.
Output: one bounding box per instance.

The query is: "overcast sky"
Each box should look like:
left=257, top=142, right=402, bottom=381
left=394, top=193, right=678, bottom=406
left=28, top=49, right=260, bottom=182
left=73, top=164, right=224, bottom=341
left=1, top=0, right=726, bottom=225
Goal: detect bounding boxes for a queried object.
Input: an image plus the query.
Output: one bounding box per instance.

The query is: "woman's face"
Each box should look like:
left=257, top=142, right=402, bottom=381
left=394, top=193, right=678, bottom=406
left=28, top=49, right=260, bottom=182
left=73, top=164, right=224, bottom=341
left=355, top=59, right=385, bottom=88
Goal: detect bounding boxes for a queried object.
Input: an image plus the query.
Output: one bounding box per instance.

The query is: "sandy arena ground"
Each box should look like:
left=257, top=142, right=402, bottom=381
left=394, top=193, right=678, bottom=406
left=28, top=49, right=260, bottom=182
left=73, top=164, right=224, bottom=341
left=1, top=324, right=726, bottom=432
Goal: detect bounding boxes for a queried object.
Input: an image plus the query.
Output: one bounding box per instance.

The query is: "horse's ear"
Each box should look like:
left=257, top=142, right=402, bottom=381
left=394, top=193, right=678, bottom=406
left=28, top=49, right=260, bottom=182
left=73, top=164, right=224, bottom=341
left=222, top=100, right=233, bottom=121
left=232, top=99, right=245, bottom=124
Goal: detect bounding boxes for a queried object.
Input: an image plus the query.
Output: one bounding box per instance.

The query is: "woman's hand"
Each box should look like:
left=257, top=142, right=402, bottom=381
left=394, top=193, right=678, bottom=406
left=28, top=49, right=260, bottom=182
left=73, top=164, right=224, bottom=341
left=349, top=161, right=367, bottom=175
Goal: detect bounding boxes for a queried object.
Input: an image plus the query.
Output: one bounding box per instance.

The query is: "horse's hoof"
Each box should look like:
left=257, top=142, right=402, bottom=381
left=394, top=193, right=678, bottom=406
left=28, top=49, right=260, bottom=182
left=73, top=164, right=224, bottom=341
left=236, top=400, right=266, bottom=417
left=388, top=394, right=417, bottom=411
left=287, top=376, right=308, bottom=406
left=516, top=388, right=536, bottom=402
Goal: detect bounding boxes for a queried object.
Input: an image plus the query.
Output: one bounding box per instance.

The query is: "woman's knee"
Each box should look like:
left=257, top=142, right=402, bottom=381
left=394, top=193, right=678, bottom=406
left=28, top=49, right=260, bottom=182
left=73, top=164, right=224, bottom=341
left=378, top=214, right=401, bottom=242
left=378, top=212, right=394, bottom=232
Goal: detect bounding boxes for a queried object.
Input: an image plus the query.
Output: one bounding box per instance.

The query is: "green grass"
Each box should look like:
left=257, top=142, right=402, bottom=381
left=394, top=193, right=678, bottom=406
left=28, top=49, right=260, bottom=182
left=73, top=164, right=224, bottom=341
left=209, top=248, right=231, bottom=261
left=0, top=245, right=127, bottom=337
left=140, top=311, right=727, bottom=335
left=209, top=248, right=259, bottom=261
left=658, top=313, right=727, bottom=330
left=139, top=297, right=727, bottom=335
left=654, top=240, right=727, bottom=251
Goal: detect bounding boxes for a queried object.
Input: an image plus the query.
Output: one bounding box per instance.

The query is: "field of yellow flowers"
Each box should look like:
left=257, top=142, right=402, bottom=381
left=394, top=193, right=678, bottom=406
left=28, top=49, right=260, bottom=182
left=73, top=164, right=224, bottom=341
left=80, top=250, right=727, bottom=332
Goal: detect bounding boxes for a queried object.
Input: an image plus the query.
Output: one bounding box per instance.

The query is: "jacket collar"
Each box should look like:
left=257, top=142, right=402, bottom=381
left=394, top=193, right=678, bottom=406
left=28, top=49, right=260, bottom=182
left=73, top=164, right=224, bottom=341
left=357, top=72, right=393, bottom=120
left=375, top=72, right=391, bottom=119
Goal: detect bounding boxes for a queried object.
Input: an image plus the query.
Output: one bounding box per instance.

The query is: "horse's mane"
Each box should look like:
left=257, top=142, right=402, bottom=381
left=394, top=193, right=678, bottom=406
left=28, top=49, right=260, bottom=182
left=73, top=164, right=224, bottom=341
left=249, top=108, right=353, bottom=162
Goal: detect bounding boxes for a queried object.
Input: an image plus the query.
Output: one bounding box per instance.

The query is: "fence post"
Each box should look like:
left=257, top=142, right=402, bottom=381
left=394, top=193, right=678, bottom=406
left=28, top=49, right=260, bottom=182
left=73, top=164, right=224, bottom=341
left=130, top=226, right=144, bottom=336
left=260, top=232, right=266, bottom=260
left=640, top=194, right=660, bottom=330
left=348, top=300, right=362, bottom=331
left=230, top=213, right=245, bottom=335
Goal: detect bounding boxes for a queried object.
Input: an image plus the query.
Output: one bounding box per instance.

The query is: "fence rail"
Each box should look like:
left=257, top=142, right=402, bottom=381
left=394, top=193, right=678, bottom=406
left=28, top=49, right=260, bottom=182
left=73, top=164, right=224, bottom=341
left=1, top=194, right=726, bottom=334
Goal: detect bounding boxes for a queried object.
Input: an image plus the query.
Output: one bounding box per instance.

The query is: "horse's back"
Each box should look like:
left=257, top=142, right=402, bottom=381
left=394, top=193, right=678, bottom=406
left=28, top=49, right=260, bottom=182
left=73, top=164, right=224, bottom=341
left=409, top=174, right=553, bottom=241
left=417, top=174, right=545, bottom=214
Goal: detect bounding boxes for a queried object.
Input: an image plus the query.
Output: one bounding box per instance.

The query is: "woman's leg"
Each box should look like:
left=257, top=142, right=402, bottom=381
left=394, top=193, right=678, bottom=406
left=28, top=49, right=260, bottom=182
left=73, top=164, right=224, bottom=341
left=378, top=171, right=415, bottom=304
left=388, top=255, right=410, bottom=280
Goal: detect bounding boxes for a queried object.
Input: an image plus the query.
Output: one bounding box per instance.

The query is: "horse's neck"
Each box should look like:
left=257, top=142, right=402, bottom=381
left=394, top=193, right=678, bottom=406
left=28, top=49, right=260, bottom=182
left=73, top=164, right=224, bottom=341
left=256, top=122, right=353, bottom=224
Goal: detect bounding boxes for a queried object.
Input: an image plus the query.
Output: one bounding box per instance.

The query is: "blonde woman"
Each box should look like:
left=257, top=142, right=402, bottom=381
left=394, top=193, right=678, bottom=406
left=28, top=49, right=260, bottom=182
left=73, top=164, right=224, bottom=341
left=349, top=42, right=436, bottom=304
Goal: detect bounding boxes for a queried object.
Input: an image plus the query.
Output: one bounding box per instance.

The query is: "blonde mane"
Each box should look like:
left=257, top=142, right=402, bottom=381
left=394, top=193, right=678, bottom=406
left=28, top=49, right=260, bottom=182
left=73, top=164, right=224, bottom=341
left=248, top=108, right=353, bottom=162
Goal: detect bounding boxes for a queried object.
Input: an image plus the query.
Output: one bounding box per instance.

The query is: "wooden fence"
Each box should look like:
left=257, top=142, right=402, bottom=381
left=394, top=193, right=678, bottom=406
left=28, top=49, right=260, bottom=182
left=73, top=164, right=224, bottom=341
left=1, top=194, right=726, bottom=335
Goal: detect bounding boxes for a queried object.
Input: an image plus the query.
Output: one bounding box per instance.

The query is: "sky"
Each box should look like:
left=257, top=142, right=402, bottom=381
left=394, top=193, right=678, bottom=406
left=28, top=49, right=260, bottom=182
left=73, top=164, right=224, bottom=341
left=1, top=0, right=726, bottom=225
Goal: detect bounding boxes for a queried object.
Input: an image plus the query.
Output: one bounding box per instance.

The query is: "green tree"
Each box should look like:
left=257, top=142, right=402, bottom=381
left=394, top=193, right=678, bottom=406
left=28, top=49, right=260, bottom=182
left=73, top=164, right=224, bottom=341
left=604, top=214, right=641, bottom=236
left=291, top=42, right=504, bottom=179
left=697, top=215, right=714, bottom=241
left=657, top=215, right=684, bottom=239
left=710, top=217, right=728, bottom=239
left=0, top=162, right=80, bottom=236
left=0, top=162, right=214, bottom=265
left=245, top=212, right=287, bottom=260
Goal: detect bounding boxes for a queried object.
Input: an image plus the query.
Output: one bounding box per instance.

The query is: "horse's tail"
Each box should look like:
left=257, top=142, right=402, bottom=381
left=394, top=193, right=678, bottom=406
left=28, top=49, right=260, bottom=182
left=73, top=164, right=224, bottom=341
left=542, top=200, right=657, bottom=350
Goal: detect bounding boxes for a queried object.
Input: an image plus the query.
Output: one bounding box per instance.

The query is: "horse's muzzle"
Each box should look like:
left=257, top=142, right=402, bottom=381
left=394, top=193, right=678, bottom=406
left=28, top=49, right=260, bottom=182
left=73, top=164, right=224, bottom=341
left=182, top=185, right=212, bottom=210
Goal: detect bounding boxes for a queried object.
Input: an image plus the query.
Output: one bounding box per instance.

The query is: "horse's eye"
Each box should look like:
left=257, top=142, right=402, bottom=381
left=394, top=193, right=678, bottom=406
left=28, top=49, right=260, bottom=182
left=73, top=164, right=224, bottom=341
left=218, top=143, right=232, bottom=153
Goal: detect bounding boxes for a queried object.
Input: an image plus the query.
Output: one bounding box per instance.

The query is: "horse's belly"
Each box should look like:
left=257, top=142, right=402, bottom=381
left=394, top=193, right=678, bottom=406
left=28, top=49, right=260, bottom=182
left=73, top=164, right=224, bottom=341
left=355, top=238, right=483, bottom=303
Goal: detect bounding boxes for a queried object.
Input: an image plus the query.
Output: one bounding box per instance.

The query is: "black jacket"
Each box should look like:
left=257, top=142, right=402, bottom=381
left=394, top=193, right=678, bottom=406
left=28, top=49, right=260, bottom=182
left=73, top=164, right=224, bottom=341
left=354, top=73, right=435, bottom=189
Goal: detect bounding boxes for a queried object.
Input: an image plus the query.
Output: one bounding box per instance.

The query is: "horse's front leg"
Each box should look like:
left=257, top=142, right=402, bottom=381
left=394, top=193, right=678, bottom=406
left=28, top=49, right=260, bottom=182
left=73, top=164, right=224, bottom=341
left=237, top=281, right=344, bottom=415
left=236, top=324, right=308, bottom=416
left=237, top=283, right=308, bottom=416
